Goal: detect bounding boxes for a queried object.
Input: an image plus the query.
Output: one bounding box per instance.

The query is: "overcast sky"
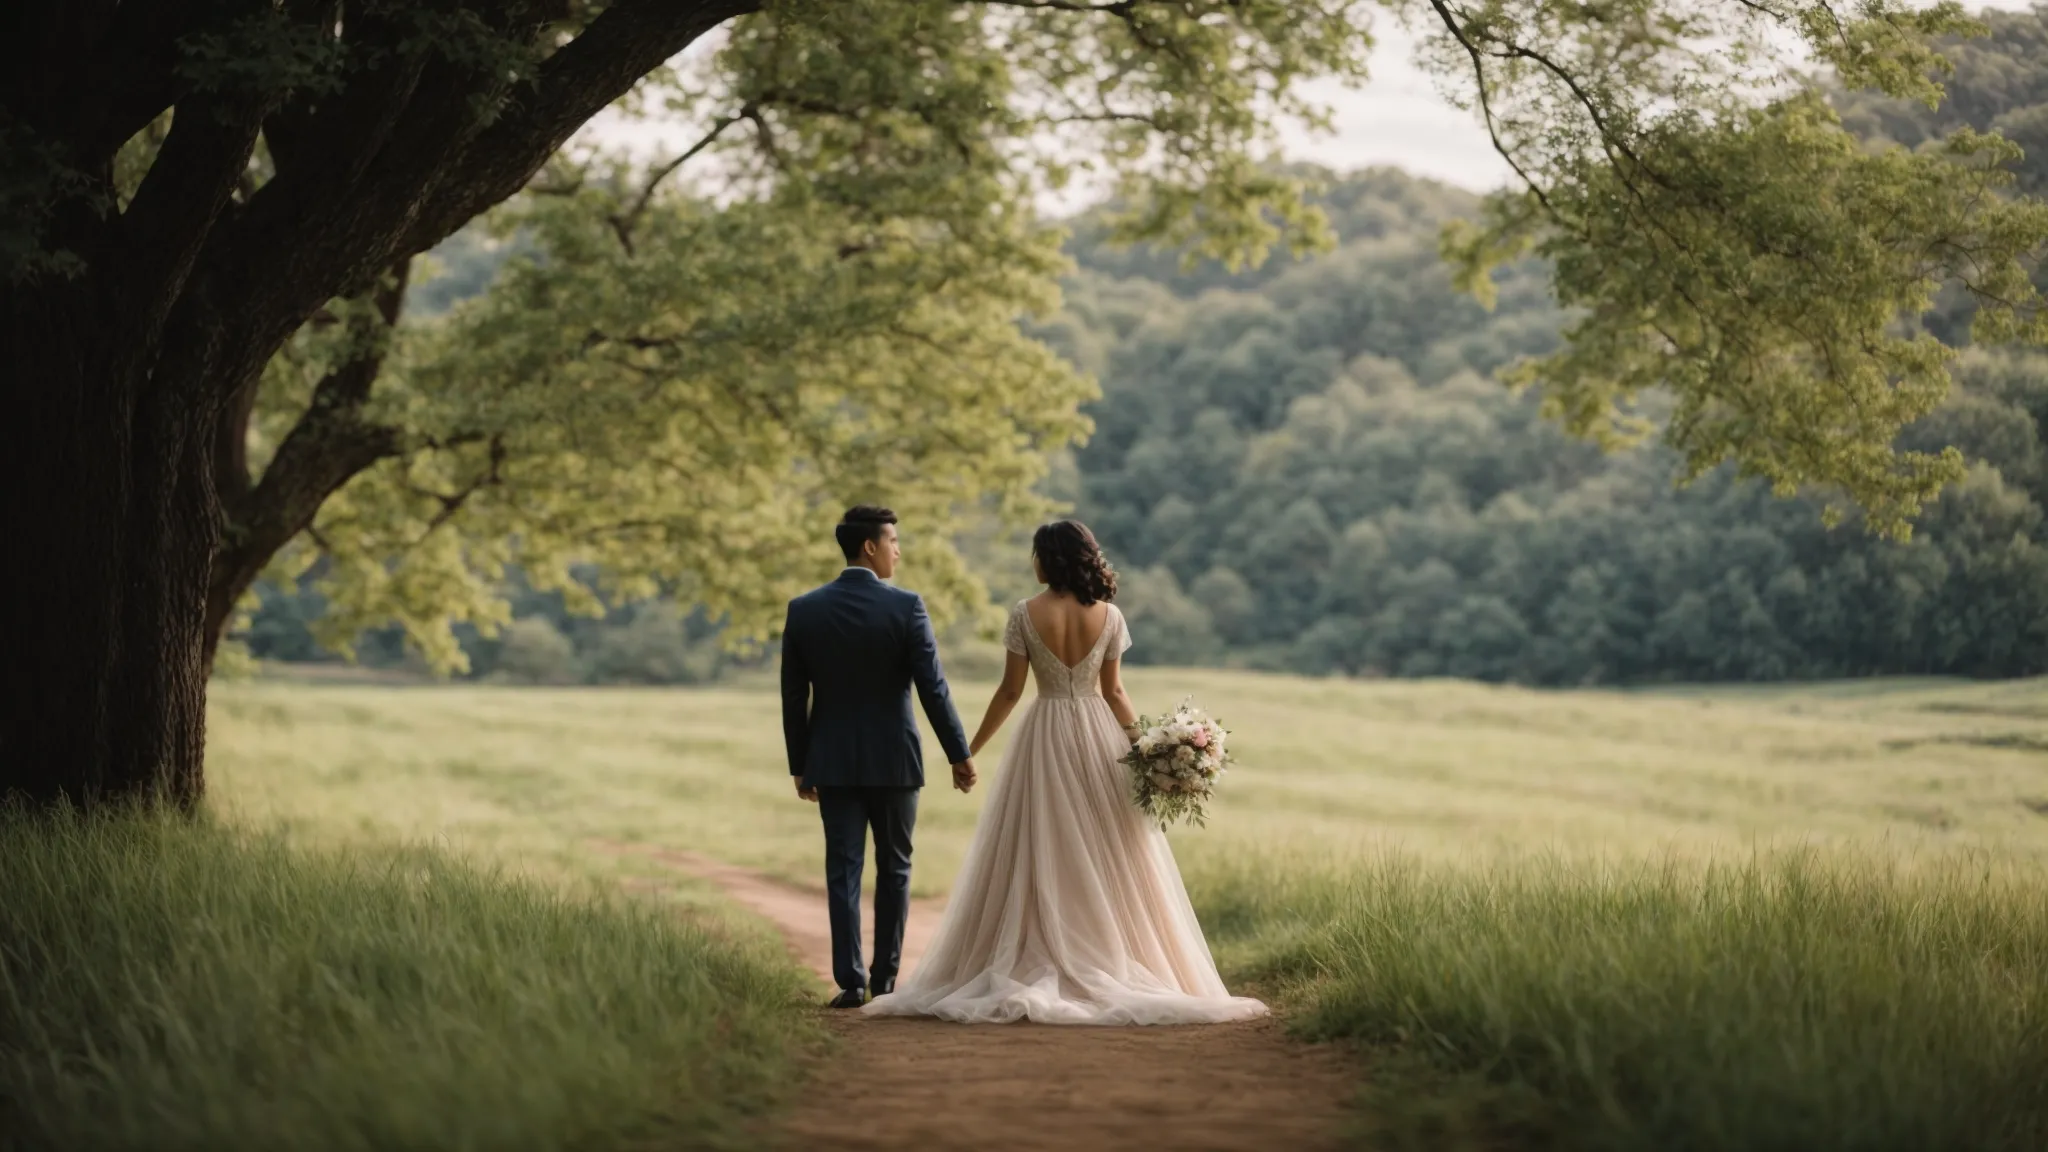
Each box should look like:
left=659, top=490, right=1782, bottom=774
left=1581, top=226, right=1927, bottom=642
left=584, top=1, right=2039, bottom=205
left=1288, top=1, right=2036, bottom=190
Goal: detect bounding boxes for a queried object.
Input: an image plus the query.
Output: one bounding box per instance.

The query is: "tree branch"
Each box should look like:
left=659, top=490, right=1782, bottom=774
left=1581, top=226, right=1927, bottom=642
left=411, top=435, right=508, bottom=544
left=189, top=0, right=757, bottom=432
left=402, top=0, right=763, bottom=257
left=1423, top=0, right=1562, bottom=220
left=970, top=0, right=1136, bottom=13
left=207, top=257, right=413, bottom=640
left=118, top=93, right=269, bottom=341
left=607, top=106, right=752, bottom=255
left=263, top=3, right=417, bottom=194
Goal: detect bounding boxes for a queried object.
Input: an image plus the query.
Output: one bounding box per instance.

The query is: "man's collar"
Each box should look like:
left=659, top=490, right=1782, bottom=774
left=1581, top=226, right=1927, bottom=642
left=838, top=566, right=881, bottom=582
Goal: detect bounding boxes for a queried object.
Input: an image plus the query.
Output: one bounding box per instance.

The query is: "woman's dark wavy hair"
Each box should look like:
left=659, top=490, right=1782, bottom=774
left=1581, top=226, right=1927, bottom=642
left=1032, top=520, right=1118, bottom=606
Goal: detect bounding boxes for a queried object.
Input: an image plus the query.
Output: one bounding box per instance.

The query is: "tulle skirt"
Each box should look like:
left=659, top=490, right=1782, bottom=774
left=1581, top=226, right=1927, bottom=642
left=863, top=694, right=1268, bottom=1026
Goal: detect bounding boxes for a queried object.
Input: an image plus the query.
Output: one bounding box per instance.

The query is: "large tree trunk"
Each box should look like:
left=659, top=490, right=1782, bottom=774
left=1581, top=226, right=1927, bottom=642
left=2, top=301, right=221, bottom=809
left=0, top=0, right=756, bottom=809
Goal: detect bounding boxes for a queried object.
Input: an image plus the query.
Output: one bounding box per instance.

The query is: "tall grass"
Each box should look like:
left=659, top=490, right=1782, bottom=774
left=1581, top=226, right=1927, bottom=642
left=0, top=807, right=817, bottom=1151
left=1188, top=849, right=2048, bottom=1152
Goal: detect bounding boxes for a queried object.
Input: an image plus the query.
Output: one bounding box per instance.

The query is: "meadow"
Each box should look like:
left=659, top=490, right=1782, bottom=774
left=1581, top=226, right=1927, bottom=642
left=207, top=665, right=2048, bottom=892
left=10, top=668, right=2043, bottom=1150
left=201, top=667, right=2048, bottom=1150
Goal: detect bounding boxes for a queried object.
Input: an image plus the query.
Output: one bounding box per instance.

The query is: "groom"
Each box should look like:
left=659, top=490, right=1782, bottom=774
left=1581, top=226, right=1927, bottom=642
left=780, top=505, right=977, bottom=1008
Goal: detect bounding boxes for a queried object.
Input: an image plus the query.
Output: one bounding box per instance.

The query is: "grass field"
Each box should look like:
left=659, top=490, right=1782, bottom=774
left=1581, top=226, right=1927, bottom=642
left=198, top=667, right=2048, bottom=1150
left=209, top=666, right=2048, bottom=896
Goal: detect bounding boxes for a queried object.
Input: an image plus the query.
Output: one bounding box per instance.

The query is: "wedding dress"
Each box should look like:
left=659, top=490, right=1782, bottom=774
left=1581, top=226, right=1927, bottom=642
left=863, top=600, right=1268, bottom=1026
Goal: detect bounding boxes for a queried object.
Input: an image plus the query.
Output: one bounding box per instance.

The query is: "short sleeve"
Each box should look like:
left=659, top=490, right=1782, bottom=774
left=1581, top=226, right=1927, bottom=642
left=1003, top=601, right=1029, bottom=655
left=1112, top=604, right=1133, bottom=658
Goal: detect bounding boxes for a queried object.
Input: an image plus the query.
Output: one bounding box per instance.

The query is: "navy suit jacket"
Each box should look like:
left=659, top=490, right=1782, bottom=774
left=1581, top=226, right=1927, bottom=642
left=780, top=568, right=971, bottom=788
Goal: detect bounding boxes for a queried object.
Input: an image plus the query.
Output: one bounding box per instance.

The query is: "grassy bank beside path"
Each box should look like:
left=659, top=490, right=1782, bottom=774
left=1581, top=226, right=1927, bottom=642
left=0, top=808, right=817, bottom=1152
left=1188, top=848, right=2048, bottom=1152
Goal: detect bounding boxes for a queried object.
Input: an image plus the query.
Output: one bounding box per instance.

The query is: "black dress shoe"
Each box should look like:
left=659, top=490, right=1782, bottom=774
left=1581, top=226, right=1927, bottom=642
left=828, top=988, right=867, bottom=1009
left=869, top=979, right=895, bottom=997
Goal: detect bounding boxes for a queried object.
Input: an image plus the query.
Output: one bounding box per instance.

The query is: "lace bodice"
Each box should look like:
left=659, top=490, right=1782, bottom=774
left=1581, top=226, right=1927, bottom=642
left=1003, top=599, right=1132, bottom=699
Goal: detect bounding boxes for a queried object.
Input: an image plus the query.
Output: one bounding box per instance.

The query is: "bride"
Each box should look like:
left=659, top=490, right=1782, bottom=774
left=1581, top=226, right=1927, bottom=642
left=864, top=520, right=1267, bottom=1026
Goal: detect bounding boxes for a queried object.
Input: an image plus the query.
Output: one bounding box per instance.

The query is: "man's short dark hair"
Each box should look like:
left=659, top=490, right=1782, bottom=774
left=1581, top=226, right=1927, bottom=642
left=835, top=505, right=897, bottom=563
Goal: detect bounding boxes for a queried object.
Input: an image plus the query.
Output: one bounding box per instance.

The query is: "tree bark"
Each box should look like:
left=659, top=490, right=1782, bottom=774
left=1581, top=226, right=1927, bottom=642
left=2, top=298, right=221, bottom=809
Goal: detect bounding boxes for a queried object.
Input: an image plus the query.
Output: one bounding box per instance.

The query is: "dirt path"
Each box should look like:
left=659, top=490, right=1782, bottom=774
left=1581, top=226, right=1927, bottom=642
left=603, top=843, right=1363, bottom=1152
left=602, top=844, right=946, bottom=985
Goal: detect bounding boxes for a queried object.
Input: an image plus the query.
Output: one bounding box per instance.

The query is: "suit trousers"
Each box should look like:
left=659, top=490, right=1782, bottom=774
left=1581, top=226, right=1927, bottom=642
left=816, top=785, right=919, bottom=993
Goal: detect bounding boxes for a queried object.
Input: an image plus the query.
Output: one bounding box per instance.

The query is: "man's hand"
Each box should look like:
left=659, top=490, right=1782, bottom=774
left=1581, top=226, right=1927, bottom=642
left=951, top=759, right=977, bottom=794
left=795, top=778, right=818, bottom=802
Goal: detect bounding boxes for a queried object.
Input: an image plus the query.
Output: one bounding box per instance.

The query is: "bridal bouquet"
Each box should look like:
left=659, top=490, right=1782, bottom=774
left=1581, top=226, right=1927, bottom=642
left=1120, top=698, right=1233, bottom=829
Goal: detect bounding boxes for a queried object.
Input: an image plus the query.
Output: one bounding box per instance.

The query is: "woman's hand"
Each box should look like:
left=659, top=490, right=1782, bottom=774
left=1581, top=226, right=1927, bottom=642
left=966, top=650, right=1029, bottom=762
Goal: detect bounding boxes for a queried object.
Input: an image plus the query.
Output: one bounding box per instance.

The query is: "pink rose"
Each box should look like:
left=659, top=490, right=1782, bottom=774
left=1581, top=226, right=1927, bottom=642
left=1190, top=729, right=1209, bottom=749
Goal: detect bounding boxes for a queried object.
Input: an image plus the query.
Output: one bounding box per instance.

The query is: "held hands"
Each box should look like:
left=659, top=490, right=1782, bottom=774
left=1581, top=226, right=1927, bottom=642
left=795, top=778, right=818, bottom=803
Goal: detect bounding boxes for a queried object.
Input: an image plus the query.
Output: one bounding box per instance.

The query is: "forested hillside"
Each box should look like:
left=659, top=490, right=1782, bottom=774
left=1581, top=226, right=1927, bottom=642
left=244, top=5, right=2048, bottom=686
left=1058, top=164, right=2048, bottom=683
